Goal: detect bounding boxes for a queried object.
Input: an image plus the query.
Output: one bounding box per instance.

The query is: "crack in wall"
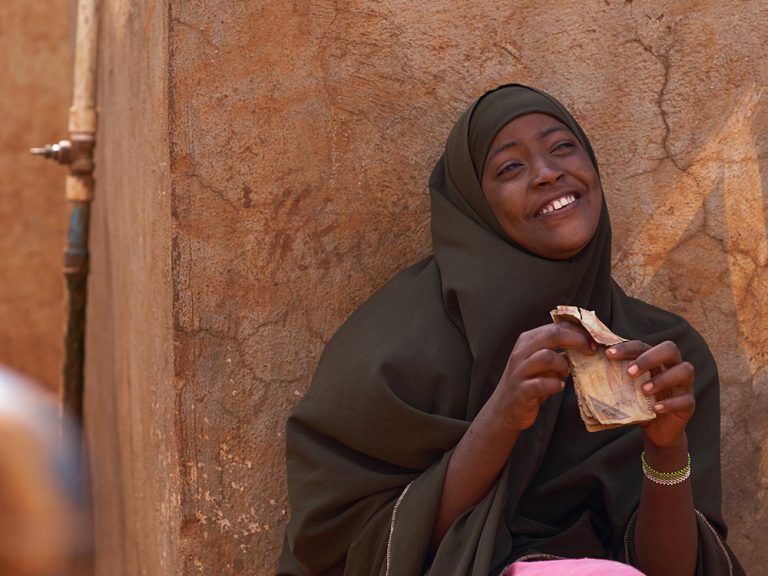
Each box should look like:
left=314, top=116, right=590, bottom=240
left=184, top=170, right=238, bottom=211
left=171, top=17, right=219, bottom=50
left=626, top=11, right=702, bottom=194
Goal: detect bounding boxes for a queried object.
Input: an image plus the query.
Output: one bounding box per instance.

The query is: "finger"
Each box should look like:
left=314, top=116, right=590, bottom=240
left=521, top=349, right=571, bottom=379
left=605, top=340, right=651, bottom=361
left=640, top=362, right=695, bottom=396
left=514, top=323, right=596, bottom=359
left=520, top=376, right=566, bottom=402
left=627, top=341, right=683, bottom=378
left=651, top=392, right=696, bottom=415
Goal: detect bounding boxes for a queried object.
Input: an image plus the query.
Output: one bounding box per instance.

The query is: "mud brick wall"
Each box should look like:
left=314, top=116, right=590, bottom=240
left=87, top=1, right=767, bottom=573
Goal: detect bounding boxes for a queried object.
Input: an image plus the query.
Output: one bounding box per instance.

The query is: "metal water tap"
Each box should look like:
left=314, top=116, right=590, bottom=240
left=30, top=135, right=94, bottom=197
left=30, top=139, right=72, bottom=164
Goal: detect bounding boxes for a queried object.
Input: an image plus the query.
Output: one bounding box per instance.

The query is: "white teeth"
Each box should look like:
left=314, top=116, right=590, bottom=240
left=539, top=194, right=576, bottom=215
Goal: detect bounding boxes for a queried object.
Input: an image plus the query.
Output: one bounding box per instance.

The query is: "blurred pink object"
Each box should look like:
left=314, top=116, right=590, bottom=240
left=0, top=366, right=88, bottom=576
left=502, top=558, right=646, bottom=575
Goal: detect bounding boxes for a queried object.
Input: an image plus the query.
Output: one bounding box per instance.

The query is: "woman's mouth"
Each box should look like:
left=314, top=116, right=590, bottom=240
left=537, top=193, right=578, bottom=216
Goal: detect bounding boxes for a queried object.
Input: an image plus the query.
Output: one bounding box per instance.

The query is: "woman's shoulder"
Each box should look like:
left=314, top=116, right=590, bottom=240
left=326, top=256, right=467, bottom=360
left=307, top=256, right=473, bottom=416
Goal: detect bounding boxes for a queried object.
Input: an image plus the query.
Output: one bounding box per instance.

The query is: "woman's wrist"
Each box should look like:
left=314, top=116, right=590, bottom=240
left=642, top=433, right=689, bottom=472
left=487, top=396, right=541, bottom=438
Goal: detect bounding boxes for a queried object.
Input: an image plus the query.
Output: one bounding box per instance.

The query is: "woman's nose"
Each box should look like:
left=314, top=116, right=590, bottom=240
left=531, top=158, right=563, bottom=187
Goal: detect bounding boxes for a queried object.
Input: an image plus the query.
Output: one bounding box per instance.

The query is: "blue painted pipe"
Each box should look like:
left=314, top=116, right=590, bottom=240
left=63, top=200, right=90, bottom=422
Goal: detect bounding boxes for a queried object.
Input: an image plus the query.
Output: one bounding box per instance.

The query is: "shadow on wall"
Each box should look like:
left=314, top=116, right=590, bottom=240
left=614, top=87, right=768, bottom=564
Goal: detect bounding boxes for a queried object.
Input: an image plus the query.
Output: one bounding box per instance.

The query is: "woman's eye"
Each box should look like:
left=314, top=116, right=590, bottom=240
left=498, top=161, right=523, bottom=175
left=553, top=141, right=575, bottom=152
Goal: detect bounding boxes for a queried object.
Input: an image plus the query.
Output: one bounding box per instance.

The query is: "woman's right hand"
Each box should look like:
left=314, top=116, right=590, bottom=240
left=433, top=321, right=596, bottom=548
left=491, top=322, right=597, bottom=431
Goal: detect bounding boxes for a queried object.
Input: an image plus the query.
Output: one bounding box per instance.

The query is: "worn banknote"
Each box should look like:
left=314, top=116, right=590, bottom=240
left=550, top=305, right=656, bottom=432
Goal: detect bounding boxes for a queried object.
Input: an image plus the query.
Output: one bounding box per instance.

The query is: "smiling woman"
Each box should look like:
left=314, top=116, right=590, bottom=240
left=480, top=113, right=603, bottom=260
left=278, top=85, right=744, bottom=576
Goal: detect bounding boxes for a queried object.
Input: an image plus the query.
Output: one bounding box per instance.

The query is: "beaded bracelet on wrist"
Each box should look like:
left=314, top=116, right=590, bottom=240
left=641, top=451, right=691, bottom=486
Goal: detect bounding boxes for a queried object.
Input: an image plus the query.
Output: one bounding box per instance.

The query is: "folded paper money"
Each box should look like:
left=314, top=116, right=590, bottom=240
left=550, top=305, right=656, bottom=432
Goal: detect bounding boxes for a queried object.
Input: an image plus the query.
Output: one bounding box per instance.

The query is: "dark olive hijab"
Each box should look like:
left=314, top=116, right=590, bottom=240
left=278, top=85, right=742, bottom=575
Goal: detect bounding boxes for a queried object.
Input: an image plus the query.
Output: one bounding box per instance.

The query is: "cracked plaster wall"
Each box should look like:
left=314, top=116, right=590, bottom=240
left=0, top=1, right=70, bottom=390
left=87, top=1, right=766, bottom=574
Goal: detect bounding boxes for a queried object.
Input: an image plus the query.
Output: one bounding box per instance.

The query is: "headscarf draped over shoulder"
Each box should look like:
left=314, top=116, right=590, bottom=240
left=278, top=85, right=742, bottom=575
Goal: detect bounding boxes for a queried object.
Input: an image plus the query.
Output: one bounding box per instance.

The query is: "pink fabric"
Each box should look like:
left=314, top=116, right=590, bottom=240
left=502, top=558, right=646, bottom=575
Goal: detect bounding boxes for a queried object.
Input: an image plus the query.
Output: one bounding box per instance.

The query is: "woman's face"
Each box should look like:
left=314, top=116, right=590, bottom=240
left=480, top=113, right=603, bottom=260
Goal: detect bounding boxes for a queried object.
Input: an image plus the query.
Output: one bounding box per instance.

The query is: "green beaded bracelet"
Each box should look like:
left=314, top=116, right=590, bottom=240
left=641, top=451, right=691, bottom=486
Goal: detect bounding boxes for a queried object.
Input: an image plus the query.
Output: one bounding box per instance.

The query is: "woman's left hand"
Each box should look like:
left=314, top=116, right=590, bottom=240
left=606, top=340, right=695, bottom=449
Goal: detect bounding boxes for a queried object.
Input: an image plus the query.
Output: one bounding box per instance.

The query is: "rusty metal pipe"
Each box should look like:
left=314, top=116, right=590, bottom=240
left=62, top=0, right=99, bottom=422
left=31, top=0, right=99, bottom=423
left=62, top=202, right=90, bottom=422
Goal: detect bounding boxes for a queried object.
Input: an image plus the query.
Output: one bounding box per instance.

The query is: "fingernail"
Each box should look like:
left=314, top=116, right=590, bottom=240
left=628, top=364, right=639, bottom=376
left=606, top=347, right=616, bottom=356
left=560, top=381, right=566, bottom=390
left=590, top=342, right=597, bottom=352
left=642, top=382, right=653, bottom=393
left=653, top=403, right=664, bottom=412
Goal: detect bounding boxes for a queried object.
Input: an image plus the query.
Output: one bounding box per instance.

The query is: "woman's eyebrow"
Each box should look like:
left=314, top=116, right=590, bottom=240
left=488, top=139, right=520, bottom=161
left=487, top=125, right=569, bottom=162
left=537, top=125, right=568, bottom=139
